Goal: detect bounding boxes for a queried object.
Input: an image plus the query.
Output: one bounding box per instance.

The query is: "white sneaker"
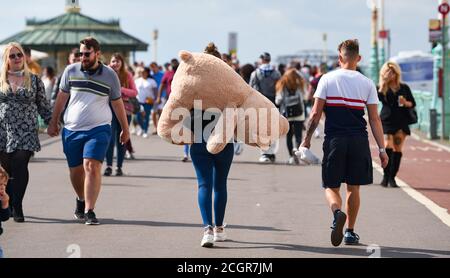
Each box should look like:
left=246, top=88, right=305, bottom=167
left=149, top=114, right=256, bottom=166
left=142, top=133, right=148, bottom=139
left=201, top=227, right=214, bottom=248
left=258, top=155, right=271, bottom=163
left=136, top=129, right=143, bottom=137
left=288, top=156, right=296, bottom=165
left=214, top=226, right=227, bottom=242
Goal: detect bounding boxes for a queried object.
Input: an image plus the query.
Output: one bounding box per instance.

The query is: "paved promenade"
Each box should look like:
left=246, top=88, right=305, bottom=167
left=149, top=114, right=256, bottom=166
left=1, top=132, right=449, bottom=258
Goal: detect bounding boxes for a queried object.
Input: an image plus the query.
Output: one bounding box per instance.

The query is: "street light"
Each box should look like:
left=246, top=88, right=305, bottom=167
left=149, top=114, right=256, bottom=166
left=152, top=29, right=159, bottom=63
left=378, top=0, right=388, bottom=66
left=438, top=0, right=450, bottom=140
left=367, top=0, right=380, bottom=84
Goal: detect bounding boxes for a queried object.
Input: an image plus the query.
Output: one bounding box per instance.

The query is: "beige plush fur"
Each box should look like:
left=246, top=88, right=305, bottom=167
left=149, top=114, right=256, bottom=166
left=158, top=50, right=289, bottom=154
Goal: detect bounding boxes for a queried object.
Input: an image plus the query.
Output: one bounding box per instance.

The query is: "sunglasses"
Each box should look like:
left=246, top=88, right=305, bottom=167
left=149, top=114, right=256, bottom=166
left=9, top=53, right=24, bottom=60
left=76, top=51, right=93, bottom=58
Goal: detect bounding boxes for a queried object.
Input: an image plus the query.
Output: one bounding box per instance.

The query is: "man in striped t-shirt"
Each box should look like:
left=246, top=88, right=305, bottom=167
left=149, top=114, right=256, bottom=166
left=301, top=39, right=388, bottom=247
left=48, top=37, right=130, bottom=225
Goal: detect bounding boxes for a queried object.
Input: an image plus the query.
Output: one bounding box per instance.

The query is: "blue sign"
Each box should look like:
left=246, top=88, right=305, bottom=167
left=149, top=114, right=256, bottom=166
left=399, top=61, right=434, bottom=82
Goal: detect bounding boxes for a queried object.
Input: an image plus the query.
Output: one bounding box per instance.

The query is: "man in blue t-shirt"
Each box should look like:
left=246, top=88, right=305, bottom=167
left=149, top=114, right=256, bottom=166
left=301, top=39, right=388, bottom=247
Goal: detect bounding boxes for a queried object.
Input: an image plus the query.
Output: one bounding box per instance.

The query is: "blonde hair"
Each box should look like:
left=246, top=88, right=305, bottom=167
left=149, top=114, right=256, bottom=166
left=0, top=42, right=32, bottom=94
left=0, top=165, right=9, bottom=181
left=379, top=61, right=402, bottom=95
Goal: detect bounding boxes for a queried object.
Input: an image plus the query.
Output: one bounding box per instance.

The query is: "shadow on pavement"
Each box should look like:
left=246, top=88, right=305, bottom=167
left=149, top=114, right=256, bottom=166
left=219, top=240, right=450, bottom=258
left=24, top=216, right=290, bottom=232
left=123, top=175, right=245, bottom=181
left=130, top=157, right=318, bottom=167
left=33, top=156, right=321, bottom=168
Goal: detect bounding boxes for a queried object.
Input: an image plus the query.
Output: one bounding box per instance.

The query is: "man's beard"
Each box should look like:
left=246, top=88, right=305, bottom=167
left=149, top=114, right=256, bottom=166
left=82, top=59, right=97, bottom=70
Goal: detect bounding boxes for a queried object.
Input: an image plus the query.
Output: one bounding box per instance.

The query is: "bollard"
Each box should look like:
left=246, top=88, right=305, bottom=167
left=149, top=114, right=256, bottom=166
left=430, top=109, right=438, bottom=139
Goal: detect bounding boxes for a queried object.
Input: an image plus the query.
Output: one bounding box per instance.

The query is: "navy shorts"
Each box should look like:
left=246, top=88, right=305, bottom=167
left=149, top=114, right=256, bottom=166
left=62, top=125, right=112, bottom=168
left=322, top=136, right=373, bottom=188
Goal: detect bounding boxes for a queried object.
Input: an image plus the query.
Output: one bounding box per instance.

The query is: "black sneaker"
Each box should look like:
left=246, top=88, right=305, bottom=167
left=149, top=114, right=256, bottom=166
left=103, top=167, right=112, bottom=176
left=344, top=231, right=360, bottom=245
left=330, top=210, right=347, bottom=247
left=115, top=167, right=123, bottom=177
left=74, top=199, right=85, bottom=220
left=269, top=154, right=276, bottom=163
left=85, top=210, right=100, bottom=225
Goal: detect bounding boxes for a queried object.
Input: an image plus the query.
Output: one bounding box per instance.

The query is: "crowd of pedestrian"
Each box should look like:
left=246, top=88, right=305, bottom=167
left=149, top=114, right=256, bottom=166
left=0, top=36, right=417, bottom=250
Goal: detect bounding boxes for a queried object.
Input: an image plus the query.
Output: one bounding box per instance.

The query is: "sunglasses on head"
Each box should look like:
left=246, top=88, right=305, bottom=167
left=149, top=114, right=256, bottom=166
left=9, top=53, right=24, bottom=60
left=76, top=51, right=93, bottom=58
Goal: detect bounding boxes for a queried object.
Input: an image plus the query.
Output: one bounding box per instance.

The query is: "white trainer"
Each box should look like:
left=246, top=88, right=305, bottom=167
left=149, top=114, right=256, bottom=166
left=214, top=226, right=227, bottom=242
left=201, top=227, right=214, bottom=248
left=258, top=155, right=271, bottom=163
left=142, top=133, right=148, bottom=139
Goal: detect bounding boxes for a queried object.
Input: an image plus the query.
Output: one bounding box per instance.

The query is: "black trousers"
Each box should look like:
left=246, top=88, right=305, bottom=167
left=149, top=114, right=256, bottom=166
left=0, top=150, right=33, bottom=211
left=286, top=121, right=303, bottom=156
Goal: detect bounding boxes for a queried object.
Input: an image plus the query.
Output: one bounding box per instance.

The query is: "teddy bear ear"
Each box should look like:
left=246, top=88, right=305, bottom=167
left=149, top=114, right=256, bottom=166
left=179, top=50, right=193, bottom=62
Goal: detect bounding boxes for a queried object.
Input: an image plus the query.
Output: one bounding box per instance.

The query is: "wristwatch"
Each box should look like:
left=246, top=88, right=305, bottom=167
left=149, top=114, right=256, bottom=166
left=379, top=148, right=386, bottom=153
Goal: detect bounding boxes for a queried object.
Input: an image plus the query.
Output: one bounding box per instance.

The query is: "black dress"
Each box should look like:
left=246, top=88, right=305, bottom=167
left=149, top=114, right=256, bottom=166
left=378, top=83, right=416, bottom=135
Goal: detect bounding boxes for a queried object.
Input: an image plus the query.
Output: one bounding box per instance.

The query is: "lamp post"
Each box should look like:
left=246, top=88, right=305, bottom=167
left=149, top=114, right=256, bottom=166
left=152, top=29, right=159, bottom=63
left=439, top=0, right=450, bottom=139
left=322, top=33, right=328, bottom=64
left=378, top=0, right=386, bottom=67
left=368, top=0, right=380, bottom=84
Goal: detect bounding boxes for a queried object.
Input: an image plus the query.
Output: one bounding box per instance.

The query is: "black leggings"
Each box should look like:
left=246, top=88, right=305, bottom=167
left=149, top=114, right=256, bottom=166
left=286, top=121, right=304, bottom=156
left=0, top=151, right=33, bottom=210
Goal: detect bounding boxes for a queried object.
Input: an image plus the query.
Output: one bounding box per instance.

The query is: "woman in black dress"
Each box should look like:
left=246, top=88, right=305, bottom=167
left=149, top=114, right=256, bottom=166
left=378, top=61, right=416, bottom=187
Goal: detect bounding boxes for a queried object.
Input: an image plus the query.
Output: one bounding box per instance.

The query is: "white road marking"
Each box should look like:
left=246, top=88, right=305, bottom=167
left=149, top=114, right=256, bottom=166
left=373, top=162, right=450, bottom=228
left=411, top=133, right=450, bottom=153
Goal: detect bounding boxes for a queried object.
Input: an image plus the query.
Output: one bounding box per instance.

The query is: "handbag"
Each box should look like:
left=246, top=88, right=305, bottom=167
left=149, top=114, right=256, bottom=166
left=125, top=97, right=141, bottom=114
left=406, top=107, right=418, bottom=125
left=282, top=88, right=303, bottom=118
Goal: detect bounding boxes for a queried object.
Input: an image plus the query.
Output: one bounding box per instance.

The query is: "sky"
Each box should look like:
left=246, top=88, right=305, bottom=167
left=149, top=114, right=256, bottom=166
left=0, top=0, right=438, bottom=66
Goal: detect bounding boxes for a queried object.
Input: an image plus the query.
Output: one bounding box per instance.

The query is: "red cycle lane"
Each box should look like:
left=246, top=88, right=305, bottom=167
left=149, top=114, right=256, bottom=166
left=369, top=134, right=450, bottom=214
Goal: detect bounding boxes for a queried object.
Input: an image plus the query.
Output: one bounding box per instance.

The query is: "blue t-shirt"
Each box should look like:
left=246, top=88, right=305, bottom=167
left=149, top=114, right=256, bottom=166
left=152, top=71, right=166, bottom=98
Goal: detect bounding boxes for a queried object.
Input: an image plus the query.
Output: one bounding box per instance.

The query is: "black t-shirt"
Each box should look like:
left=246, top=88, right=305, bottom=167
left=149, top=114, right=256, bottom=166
left=183, top=109, right=221, bottom=143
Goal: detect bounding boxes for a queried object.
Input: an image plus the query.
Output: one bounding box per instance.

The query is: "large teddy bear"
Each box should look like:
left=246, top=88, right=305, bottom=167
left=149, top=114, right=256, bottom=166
left=157, top=50, right=289, bottom=154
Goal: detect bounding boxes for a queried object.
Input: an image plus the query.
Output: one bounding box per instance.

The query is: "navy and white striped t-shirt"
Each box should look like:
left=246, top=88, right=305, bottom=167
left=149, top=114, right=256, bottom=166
left=314, top=69, right=379, bottom=138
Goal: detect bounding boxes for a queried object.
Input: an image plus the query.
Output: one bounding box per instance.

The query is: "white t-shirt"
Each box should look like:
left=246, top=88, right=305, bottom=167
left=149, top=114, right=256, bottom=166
left=314, top=68, right=379, bottom=137
left=135, top=77, right=157, bottom=104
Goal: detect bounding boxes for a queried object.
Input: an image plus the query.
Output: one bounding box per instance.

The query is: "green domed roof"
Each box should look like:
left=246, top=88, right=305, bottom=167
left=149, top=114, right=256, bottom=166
left=0, top=10, right=148, bottom=52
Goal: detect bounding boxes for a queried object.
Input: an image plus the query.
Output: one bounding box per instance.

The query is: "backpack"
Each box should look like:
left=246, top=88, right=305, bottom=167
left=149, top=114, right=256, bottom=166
left=253, top=69, right=279, bottom=99
left=281, top=88, right=304, bottom=118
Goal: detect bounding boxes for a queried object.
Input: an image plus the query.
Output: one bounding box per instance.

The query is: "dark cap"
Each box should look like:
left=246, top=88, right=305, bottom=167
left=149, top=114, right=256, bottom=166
left=260, top=52, right=271, bottom=62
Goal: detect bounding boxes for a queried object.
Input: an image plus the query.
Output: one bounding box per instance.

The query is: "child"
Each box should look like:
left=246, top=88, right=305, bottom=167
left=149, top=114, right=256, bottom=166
left=0, top=165, right=10, bottom=235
